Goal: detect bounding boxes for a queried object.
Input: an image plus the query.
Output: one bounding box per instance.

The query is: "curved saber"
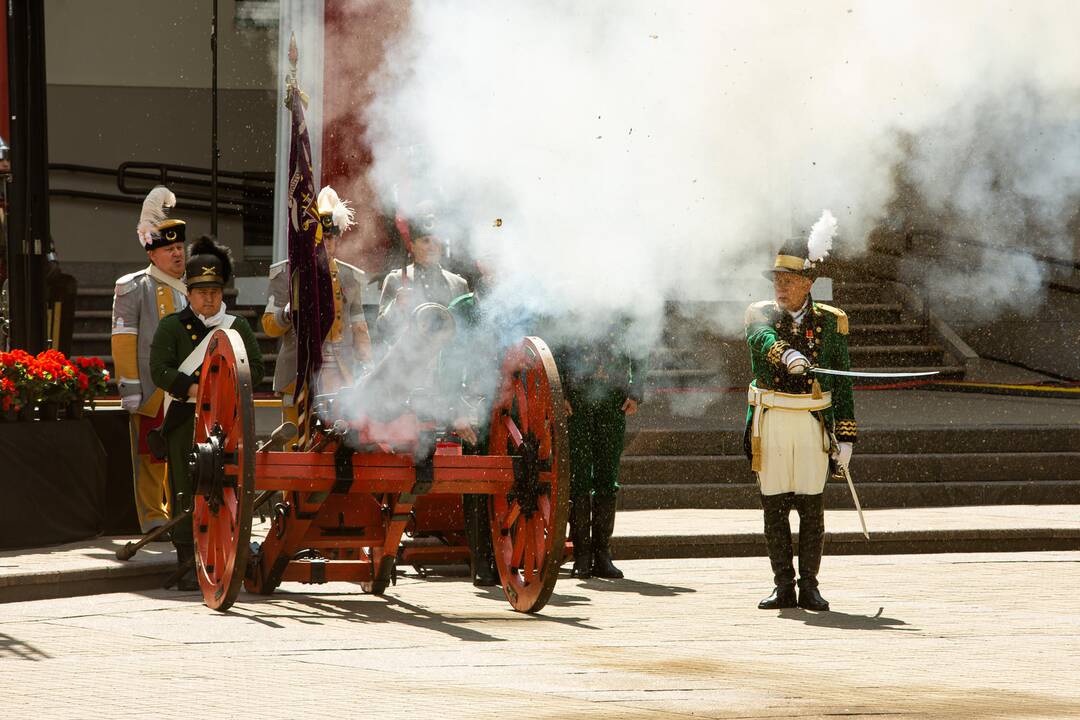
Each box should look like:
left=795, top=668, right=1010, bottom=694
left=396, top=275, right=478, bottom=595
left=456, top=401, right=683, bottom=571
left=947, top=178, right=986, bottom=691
left=840, top=463, right=869, bottom=540
left=810, top=367, right=940, bottom=378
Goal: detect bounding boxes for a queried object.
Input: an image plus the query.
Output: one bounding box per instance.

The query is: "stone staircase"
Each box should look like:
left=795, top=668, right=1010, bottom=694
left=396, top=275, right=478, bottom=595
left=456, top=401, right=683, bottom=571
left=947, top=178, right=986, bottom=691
left=618, top=424, right=1080, bottom=511
left=648, top=279, right=967, bottom=388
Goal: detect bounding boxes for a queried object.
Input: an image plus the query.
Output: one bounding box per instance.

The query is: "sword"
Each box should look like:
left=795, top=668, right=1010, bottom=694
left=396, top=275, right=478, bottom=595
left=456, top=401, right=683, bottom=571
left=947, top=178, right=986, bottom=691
left=829, top=430, right=869, bottom=540
left=809, top=367, right=940, bottom=378
left=839, top=462, right=869, bottom=540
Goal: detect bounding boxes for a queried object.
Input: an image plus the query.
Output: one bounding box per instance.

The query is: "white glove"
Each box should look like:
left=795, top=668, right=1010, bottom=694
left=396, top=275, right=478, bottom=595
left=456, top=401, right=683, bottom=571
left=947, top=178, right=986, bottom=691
left=831, top=441, right=853, bottom=469
left=121, top=393, right=142, bottom=413
left=781, top=349, right=810, bottom=375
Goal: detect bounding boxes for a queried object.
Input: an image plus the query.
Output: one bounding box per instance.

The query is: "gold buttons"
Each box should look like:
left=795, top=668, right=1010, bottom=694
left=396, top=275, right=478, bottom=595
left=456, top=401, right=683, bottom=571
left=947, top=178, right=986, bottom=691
left=194, top=369, right=200, bottom=376
left=191, top=334, right=197, bottom=340
left=186, top=324, right=192, bottom=330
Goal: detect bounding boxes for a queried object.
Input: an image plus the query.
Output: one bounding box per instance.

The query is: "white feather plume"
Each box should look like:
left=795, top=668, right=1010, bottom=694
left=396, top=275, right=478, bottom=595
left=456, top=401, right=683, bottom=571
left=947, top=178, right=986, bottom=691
left=806, top=209, right=837, bottom=263
left=136, top=186, right=176, bottom=248
left=317, top=185, right=355, bottom=234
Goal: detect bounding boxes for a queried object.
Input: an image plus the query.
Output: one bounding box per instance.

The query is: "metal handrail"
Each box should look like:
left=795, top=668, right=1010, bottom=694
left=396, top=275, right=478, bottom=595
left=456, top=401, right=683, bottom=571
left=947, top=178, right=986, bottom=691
left=48, top=161, right=274, bottom=216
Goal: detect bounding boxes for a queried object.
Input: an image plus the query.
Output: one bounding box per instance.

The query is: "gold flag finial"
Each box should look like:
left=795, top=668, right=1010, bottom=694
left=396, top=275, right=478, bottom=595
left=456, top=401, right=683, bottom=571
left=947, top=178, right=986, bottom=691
left=284, top=32, right=308, bottom=110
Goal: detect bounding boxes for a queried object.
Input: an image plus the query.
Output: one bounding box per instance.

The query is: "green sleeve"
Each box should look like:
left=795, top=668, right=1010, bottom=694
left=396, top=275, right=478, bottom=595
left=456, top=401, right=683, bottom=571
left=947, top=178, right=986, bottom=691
left=233, top=318, right=265, bottom=387
left=829, top=326, right=856, bottom=443
left=149, top=316, right=185, bottom=396
left=746, top=323, right=790, bottom=370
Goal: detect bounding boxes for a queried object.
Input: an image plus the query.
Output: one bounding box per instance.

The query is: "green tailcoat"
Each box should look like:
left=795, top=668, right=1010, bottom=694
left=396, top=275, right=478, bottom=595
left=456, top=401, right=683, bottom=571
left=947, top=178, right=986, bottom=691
left=149, top=306, right=264, bottom=543
left=744, top=297, right=857, bottom=451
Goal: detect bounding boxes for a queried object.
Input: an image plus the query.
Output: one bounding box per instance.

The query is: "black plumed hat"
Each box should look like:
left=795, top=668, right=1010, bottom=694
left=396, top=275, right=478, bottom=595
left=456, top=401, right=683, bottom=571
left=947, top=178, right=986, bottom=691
left=185, top=236, right=232, bottom=289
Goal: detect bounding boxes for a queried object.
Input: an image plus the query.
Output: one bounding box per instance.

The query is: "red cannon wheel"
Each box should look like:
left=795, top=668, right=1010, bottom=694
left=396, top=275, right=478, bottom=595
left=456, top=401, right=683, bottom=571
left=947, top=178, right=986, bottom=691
left=190, top=329, right=256, bottom=612
left=487, top=337, right=570, bottom=613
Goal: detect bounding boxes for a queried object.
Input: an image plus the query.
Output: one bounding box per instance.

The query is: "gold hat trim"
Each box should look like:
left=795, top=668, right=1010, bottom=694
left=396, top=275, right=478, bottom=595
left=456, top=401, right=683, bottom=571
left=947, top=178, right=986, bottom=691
left=773, top=255, right=807, bottom=271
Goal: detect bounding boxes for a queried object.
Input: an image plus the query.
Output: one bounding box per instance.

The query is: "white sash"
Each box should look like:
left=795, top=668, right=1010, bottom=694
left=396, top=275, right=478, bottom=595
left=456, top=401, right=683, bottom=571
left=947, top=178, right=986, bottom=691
left=163, top=315, right=236, bottom=415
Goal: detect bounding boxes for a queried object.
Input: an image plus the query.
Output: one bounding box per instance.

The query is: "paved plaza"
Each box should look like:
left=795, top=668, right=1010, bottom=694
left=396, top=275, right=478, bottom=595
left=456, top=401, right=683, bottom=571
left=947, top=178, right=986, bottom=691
left=1, top=551, right=1078, bottom=719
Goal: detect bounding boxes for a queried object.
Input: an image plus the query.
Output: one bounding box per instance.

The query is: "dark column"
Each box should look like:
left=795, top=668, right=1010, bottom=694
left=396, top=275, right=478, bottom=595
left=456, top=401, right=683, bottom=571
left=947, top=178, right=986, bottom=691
left=5, top=0, right=49, bottom=352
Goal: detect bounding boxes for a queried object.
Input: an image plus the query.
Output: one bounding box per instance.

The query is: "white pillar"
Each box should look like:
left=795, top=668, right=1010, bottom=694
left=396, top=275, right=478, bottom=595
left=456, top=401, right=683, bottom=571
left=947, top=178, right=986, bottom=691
left=272, top=0, right=325, bottom=263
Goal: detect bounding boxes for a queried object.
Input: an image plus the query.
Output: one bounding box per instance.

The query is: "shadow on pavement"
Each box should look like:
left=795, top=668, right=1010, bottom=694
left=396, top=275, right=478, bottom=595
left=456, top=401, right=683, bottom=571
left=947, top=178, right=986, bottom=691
left=777, top=606, right=917, bottom=631
left=0, top=632, right=51, bottom=661
left=215, top=587, right=596, bottom=639
left=575, top=576, right=697, bottom=597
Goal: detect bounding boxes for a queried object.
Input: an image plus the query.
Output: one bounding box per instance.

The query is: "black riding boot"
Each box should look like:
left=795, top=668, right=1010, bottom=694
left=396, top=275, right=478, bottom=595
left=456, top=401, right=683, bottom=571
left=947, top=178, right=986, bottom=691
left=795, top=493, right=829, bottom=611
left=570, top=494, right=593, bottom=578
left=463, top=494, right=499, bottom=587
left=173, top=543, right=199, bottom=592
left=758, top=493, right=797, bottom=609
left=591, top=494, right=623, bottom=579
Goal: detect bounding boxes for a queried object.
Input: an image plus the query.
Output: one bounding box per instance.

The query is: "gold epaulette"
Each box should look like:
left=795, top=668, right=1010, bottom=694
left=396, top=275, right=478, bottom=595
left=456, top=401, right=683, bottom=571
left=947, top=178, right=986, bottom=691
left=815, top=303, right=849, bottom=335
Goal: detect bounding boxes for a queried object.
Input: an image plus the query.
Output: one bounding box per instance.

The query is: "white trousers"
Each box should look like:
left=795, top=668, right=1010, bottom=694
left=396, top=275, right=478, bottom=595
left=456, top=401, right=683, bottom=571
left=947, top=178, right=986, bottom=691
left=756, top=409, right=830, bottom=496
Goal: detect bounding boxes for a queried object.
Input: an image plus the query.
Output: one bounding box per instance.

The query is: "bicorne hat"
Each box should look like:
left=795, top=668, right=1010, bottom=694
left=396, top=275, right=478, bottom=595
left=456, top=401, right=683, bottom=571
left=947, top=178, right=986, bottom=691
left=764, top=209, right=838, bottom=280
left=137, top=186, right=186, bottom=251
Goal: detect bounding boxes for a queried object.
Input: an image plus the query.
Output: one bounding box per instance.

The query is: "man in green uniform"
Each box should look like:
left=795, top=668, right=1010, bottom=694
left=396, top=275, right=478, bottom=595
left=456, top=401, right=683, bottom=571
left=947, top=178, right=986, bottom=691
left=556, top=321, right=648, bottom=580
left=150, top=237, right=264, bottom=590
left=744, top=226, right=856, bottom=612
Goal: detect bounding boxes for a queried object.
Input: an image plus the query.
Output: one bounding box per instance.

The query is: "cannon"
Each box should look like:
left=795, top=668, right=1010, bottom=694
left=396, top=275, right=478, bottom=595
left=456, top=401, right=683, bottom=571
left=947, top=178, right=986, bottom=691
left=185, top=323, right=569, bottom=614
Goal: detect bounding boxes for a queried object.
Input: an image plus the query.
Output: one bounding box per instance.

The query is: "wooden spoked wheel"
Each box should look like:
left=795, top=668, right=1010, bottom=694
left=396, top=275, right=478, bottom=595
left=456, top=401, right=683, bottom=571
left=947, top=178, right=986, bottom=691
left=487, top=337, right=570, bottom=613
left=190, top=329, right=256, bottom=612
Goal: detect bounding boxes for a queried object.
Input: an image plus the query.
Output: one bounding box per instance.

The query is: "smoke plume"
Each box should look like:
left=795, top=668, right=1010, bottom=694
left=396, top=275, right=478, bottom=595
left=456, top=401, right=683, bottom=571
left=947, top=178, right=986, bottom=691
left=352, top=0, right=1080, bottom=347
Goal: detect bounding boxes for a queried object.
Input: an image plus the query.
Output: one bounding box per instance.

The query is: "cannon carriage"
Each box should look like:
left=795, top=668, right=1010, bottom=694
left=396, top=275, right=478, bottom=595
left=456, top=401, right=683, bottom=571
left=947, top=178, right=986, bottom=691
left=186, top=322, right=569, bottom=614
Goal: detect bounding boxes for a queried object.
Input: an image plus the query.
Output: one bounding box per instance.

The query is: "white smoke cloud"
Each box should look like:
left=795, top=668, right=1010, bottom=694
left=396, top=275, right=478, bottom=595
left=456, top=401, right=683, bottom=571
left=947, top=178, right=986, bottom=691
left=355, top=0, right=1080, bottom=348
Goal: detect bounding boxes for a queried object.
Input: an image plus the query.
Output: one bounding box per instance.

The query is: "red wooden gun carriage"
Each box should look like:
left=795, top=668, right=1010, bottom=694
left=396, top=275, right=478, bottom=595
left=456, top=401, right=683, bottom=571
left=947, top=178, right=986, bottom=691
left=185, top=323, right=569, bottom=614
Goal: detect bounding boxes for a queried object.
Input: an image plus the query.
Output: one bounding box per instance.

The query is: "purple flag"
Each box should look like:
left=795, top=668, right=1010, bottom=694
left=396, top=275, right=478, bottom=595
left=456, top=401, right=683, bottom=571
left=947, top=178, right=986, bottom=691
left=286, top=83, right=335, bottom=417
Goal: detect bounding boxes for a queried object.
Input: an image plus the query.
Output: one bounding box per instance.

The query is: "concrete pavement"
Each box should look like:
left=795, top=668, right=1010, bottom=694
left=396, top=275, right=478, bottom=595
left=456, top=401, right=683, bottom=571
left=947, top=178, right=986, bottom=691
left=0, top=551, right=1078, bottom=719
left=2, top=505, right=1078, bottom=603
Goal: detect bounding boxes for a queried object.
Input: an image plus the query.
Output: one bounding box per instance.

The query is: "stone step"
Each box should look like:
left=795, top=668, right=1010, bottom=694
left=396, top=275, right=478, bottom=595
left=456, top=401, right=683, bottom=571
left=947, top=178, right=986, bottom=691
left=609, top=507, right=1080, bottom=559
left=74, top=287, right=245, bottom=312
left=829, top=281, right=900, bottom=305
left=848, top=344, right=948, bottom=368
left=646, top=368, right=722, bottom=387
left=623, top=426, right=1080, bottom=456
left=848, top=323, right=930, bottom=344
left=619, top=451, right=1080, bottom=486
left=842, top=302, right=906, bottom=325
left=619, top=479, right=1080, bottom=510
left=71, top=330, right=279, bottom=356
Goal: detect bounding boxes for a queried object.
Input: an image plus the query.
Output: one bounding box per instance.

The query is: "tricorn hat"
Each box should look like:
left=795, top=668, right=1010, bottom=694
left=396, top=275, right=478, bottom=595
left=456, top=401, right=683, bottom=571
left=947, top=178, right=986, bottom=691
left=764, top=209, right=837, bottom=279
left=185, top=236, right=232, bottom=289
left=137, top=186, right=186, bottom=251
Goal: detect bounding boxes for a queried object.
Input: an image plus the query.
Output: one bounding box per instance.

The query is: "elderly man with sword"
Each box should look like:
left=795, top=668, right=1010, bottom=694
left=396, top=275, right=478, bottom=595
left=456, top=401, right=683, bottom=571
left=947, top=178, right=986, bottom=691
left=744, top=211, right=932, bottom=612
